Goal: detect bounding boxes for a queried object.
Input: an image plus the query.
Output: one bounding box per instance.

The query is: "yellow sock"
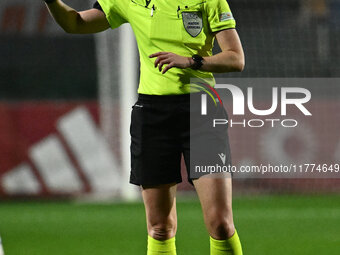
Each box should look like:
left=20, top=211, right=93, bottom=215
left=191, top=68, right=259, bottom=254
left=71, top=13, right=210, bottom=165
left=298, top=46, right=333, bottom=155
left=210, top=230, right=243, bottom=255
left=147, top=235, right=177, bottom=255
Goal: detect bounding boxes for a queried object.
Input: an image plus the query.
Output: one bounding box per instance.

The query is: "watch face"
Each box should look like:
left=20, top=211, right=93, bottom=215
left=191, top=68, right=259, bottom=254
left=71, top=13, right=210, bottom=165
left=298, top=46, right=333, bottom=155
left=193, top=55, right=203, bottom=61
left=192, top=55, right=203, bottom=69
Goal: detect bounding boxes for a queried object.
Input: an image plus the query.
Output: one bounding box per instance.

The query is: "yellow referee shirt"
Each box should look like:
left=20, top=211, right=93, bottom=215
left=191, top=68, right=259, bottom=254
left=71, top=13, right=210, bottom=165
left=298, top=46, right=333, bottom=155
left=97, top=0, right=236, bottom=95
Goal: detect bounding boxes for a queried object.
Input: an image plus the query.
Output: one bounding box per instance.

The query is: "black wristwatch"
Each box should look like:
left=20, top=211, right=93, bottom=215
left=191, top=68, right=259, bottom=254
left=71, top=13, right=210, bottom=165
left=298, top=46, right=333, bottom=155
left=44, top=0, right=56, bottom=4
left=191, top=55, right=204, bottom=70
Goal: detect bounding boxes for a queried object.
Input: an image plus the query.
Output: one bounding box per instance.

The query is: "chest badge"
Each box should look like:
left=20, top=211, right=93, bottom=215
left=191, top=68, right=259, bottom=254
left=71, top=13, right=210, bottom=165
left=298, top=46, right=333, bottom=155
left=182, top=11, right=203, bottom=37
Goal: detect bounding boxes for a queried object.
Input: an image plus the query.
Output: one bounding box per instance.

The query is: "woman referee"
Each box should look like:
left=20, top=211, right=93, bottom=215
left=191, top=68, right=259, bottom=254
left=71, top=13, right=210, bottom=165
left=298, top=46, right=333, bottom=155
left=44, top=0, right=244, bottom=254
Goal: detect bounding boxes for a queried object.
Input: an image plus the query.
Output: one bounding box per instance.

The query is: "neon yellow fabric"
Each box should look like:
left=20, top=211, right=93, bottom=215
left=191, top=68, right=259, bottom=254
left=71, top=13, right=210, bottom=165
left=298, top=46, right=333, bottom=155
left=97, top=0, right=236, bottom=95
left=147, top=235, right=177, bottom=255
left=210, top=230, right=243, bottom=255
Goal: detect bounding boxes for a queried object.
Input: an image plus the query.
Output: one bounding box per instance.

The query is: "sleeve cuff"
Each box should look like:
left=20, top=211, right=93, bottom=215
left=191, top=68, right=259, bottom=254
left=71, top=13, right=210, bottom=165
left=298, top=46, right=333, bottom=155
left=210, top=20, right=236, bottom=33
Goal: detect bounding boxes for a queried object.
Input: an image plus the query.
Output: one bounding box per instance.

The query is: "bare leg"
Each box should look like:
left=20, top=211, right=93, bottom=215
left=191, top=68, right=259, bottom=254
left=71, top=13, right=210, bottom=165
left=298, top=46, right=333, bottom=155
left=142, top=183, right=177, bottom=240
left=193, top=175, right=235, bottom=240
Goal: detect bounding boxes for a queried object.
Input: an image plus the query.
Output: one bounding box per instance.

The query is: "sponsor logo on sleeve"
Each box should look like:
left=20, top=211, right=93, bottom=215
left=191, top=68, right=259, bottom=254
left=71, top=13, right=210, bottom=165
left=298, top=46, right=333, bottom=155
left=219, top=12, right=234, bottom=22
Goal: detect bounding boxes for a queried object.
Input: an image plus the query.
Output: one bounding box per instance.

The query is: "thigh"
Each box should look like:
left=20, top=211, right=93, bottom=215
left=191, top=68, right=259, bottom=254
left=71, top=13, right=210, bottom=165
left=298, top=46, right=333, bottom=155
left=142, top=183, right=178, bottom=230
left=193, top=176, right=233, bottom=222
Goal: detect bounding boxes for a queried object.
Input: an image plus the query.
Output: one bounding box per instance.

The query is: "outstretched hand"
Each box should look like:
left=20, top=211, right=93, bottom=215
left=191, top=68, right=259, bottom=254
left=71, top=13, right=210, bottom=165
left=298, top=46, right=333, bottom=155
left=149, top=52, right=193, bottom=74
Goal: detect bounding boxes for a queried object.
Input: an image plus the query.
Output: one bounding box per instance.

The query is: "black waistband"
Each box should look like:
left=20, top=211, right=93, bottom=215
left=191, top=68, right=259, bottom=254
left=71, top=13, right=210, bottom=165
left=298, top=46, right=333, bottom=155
left=138, top=93, right=204, bottom=103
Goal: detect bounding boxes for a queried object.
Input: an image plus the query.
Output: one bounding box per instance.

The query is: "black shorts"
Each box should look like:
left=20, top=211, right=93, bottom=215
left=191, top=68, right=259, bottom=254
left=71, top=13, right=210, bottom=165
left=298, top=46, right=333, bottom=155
left=129, top=93, right=232, bottom=186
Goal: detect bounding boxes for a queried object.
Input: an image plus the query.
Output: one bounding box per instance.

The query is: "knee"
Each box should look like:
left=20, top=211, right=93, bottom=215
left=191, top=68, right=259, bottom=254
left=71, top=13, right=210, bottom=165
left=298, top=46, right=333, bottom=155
left=148, top=219, right=177, bottom=240
left=206, top=210, right=235, bottom=239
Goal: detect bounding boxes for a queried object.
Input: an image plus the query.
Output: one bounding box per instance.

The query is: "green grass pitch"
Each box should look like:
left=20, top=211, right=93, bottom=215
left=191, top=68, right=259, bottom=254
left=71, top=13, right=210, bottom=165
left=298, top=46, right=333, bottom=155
left=0, top=195, right=339, bottom=255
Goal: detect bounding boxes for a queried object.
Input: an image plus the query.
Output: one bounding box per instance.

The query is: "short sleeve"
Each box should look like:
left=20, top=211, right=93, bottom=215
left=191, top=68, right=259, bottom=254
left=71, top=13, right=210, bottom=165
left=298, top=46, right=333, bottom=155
left=97, top=0, right=129, bottom=29
left=93, top=2, right=103, bottom=11
left=206, top=0, right=236, bottom=33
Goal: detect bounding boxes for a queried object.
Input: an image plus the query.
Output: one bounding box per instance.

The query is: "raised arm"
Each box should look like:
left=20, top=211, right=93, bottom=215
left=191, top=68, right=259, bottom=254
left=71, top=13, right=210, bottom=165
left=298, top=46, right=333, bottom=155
left=44, top=0, right=110, bottom=34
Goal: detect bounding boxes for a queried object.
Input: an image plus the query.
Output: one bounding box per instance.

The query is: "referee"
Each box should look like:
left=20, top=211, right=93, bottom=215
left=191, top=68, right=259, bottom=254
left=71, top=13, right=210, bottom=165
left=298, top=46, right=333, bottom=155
left=44, top=0, right=245, bottom=254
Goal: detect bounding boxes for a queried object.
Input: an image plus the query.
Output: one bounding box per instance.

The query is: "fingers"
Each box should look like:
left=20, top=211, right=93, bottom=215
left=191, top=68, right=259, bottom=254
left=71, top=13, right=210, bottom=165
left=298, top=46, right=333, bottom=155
left=149, top=52, right=178, bottom=74
left=152, top=53, right=172, bottom=72
left=162, top=62, right=175, bottom=74
left=149, top=52, right=168, bottom=58
left=158, top=59, right=170, bottom=72
left=154, top=55, right=168, bottom=68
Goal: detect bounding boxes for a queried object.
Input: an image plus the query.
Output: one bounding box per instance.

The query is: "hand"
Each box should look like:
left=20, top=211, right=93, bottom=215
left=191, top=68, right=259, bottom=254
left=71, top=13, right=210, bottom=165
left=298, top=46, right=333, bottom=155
left=149, top=52, right=194, bottom=74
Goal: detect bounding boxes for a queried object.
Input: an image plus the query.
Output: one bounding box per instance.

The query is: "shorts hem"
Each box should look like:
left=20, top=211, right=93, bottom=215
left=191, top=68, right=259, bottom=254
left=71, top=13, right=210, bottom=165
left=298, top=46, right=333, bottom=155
left=129, top=178, right=182, bottom=187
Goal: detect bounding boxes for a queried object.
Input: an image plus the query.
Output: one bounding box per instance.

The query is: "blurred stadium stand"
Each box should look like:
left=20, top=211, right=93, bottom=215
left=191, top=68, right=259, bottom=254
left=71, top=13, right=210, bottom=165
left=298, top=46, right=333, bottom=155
left=0, top=0, right=339, bottom=198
